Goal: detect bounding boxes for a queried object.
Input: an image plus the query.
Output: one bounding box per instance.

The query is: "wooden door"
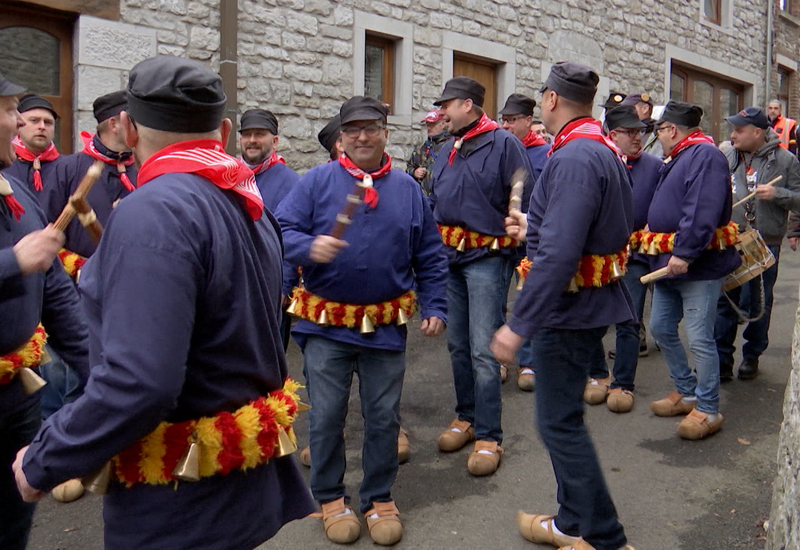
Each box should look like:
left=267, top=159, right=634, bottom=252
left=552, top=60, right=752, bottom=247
left=453, top=54, right=498, bottom=120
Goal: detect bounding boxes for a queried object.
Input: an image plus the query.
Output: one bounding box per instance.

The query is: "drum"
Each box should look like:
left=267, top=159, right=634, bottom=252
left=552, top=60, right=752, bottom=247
left=722, top=228, right=776, bottom=292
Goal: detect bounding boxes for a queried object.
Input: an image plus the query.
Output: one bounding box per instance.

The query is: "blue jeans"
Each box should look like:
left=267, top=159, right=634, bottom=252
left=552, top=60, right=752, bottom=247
left=650, top=278, right=723, bottom=414
left=0, top=397, right=41, bottom=550
left=715, top=246, right=780, bottom=369
left=38, top=345, right=83, bottom=420
left=303, top=336, right=405, bottom=514
left=447, top=256, right=515, bottom=443
left=531, top=326, right=627, bottom=550
left=610, top=260, right=650, bottom=391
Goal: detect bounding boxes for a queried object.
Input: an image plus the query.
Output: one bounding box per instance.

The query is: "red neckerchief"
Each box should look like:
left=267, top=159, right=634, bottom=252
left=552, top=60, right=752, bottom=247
left=0, top=175, right=25, bottom=221
left=338, top=152, right=392, bottom=209
left=251, top=151, right=286, bottom=175
left=137, top=139, right=264, bottom=221
left=550, top=117, right=621, bottom=157
left=665, top=130, right=715, bottom=162
left=13, top=136, right=59, bottom=192
left=521, top=130, right=547, bottom=148
left=79, top=132, right=136, bottom=192
left=449, top=113, right=499, bottom=165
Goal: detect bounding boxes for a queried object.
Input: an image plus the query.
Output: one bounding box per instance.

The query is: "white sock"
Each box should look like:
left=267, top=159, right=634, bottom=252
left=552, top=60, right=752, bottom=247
left=520, top=368, right=534, bottom=376
left=542, top=520, right=567, bottom=537
left=449, top=427, right=463, bottom=433
left=334, top=508, right=352, bottom=518
left=681, top=396, right=697, bottom=403
left=369, top=513, right=379, bottom=519
left=706, top=413, right=720, bottom=422
left=477, top=450, right=494, bottom=455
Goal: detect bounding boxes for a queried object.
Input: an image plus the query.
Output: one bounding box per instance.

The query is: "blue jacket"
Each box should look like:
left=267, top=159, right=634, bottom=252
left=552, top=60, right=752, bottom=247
left=509, top=137, right=636, bottom=336
left=22, top=171, right=314, bottom=550
left=646, top=141, right=741, bottom=280
left=526, top=142, right=551, bottom=182
left=3, top=155, right=66, bottom=198
left=430, top=128, right=535, bottom=266
left=0, top=175, right=89, bottom=413
left=276, top=161, right=449, bottom=352
left=254, top=161, right=300, bottom=214
left=629, top=152, right=661, bottom=232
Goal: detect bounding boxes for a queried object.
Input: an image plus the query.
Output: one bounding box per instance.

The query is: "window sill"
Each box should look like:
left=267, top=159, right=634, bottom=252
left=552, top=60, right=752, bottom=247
left=699, top=18, right=735, bottom=37
left=779, top=10, right=800, bottom=27
left=388, top=114, right=412, bottom=127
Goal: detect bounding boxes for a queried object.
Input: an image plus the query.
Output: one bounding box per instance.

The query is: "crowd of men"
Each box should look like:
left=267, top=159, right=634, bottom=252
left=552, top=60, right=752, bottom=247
left=2, top=53, right=800, bottom=550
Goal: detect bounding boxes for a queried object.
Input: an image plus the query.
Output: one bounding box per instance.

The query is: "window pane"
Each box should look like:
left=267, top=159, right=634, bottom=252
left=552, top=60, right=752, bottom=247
left=693, top=80, right=714, bottom=136
left=779, top=71, right=790, bottom=95
left=670, top=73, right=685, bottom=101
left=0, top=27, right=60, bottom=96
left=364, top=44, right=385, bottom=103
left=720, top=88, right=739, bottom=140
left=703, top=0, right=720, bottom=21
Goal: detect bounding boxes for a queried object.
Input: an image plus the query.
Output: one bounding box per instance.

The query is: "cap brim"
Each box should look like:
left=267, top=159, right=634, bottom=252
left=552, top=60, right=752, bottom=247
left=725, top=115, right=751, bottom=127
left=0, top=80, right=26, bottom=97
left=498, top=106, right=522, bottom=116
left=340, top=108, right=386, bottom=125
left=433, top=91, right=460, bottom=106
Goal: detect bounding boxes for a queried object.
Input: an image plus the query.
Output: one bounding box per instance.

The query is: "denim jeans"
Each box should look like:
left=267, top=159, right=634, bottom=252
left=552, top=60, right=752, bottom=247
left=447, top=256, right=515, bottom=443
left=610, top=260, right=650, bottom=391
left=303, top=335, right=405, bottom=514
left=715, top=246, right=780, bottom=369
left=650, top=278, right=723, bottom=414
left=39, top=345, right=83, bottom=420
left=531, top=326, right=627, bottom=550
left=0, top=397, right=42, bottom=550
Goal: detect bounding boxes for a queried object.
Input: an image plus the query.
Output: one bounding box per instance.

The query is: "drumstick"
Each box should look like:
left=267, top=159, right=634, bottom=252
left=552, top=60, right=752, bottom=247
left=508, top=167, right=527, bottom=214
left=53, top=161, right=103, bottom=233
left=329, top=174, right=370, bottom=240
left=640, top=266, right=669, bottom=284
left=70, top=196, right=104, bottom=245
left=732, top=175, right=782, bottom=209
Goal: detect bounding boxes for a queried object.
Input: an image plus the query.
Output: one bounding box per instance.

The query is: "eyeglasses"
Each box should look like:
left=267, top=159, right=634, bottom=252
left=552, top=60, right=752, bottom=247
left=617, top=129, right=648, bottom=137
left=501, top=115, right=527, bottom=124
left=654, top=125, right=673, bottom=134
left=341, top=124, right=386, bottom=138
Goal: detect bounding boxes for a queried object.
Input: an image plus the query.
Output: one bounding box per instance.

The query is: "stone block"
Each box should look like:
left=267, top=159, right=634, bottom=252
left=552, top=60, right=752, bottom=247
left=77, top=15, right=157, bottom=70
left=76, top=65, right=126, bottom=111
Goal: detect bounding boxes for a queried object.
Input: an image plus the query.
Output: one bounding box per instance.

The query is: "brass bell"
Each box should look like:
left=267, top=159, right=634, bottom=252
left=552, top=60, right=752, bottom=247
left=610, top=260, right=624, bottom=281
left=647, top=241, right=658, bottom=255
left=275, top=426, right=298, bottom=458
left=286, top=298, right=300, bottom=316
left=516, top=278, right=525, bottom=291
left=19, top=368, right=46, bottom=395
left=172, top=441, right=201, bottom=482
left=317, top=309, right=329, bottom=326
left=566, top=277, right=580, bottom=293
left=360, top=314, right=375, bottom=334
left=718, top=240, right=726, bottom=251
left=396, top=309, right=409, bottom=326
left=490, top=238, right=500, bottom=252
left=296, top=401, right=312, bottom=412
left=456, top=238, right=466, bottom=253
left=82, top=461, right=112, bottom=495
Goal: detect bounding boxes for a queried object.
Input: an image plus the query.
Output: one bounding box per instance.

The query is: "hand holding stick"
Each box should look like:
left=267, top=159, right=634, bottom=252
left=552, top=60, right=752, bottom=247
left=53, top=161, right=103, bottom=233
left=732, top=175, right=782, bottom=209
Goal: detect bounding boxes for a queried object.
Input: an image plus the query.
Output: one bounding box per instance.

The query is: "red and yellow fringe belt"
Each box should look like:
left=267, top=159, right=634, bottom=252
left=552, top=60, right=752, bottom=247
left=438, top=225, right=518, bottom=250
left=113, top=378, right=304, bottom=487
left=58, top=249, right=86, bottom=280
left=0, top=325, right=46, bottom=385
left=628, top=222, right=738, bottom=255
left=287, top=286, right=416, bottom=328
left=516, top=250, right=628, bottom=293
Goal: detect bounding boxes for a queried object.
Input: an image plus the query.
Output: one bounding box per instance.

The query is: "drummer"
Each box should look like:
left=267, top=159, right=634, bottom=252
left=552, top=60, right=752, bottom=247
left=715, top=107, right=800, bottom=381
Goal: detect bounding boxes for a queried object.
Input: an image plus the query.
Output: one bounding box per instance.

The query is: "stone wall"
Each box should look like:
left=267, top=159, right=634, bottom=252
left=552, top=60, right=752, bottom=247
left=773, top=0, right=800, bottom=121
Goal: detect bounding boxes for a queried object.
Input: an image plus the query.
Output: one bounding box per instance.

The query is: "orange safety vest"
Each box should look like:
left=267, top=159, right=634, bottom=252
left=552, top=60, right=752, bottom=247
left=773, top=115, right=797, bottom=150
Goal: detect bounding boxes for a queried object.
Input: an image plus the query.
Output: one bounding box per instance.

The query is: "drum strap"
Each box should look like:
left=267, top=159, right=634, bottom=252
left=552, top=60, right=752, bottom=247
left=723, top=275, right=765, bottom=324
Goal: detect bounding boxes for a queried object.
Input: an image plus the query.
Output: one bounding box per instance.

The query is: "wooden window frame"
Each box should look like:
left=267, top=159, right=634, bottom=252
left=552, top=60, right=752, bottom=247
left=452, top=52, right=499, bottom=121
left=671, top=63, right=744, bottom=142
left=703, top=0, right=722, bottom=24
left=778, top=68, right=792, bottom=115
left=364, top=33, right=395, bottom=115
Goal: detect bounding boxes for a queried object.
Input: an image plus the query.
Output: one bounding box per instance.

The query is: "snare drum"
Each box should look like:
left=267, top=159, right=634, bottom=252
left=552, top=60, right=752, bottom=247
left=722, top=228, right=776, bottom=292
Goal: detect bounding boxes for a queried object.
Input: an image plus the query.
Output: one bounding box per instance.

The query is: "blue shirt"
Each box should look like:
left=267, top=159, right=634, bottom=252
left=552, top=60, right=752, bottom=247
left=509, top=137, right=636, bottom=336
left=526, top=142, right=551, bottom=182
left=22, top=171, right=314, bottom=550
left=253, top=161, right=300, bottom=213
left=3, top=155, right=66, bottom=198
left=276, top=161, right=449, bottom=352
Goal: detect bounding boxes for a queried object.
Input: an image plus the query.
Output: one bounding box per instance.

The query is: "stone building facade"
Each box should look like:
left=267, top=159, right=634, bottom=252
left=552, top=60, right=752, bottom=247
left=0, top=0, right=784, bottom=171
left=772, top=0, right=800, bottom=121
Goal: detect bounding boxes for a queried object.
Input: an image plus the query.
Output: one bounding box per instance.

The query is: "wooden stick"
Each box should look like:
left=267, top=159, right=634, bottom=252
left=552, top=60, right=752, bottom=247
left=639, top=266, right=669, bottom=284
left=53, top=161, right=103, bottom=233
left=508, top=167, right=527, bottom=214
left=70, top=197, right=104, bottom=245
left=732, top=175, right=783, bottom=209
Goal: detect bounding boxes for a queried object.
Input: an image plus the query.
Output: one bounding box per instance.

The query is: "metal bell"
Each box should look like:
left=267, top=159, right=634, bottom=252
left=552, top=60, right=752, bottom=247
left=566, top=277, right=580, bottom=293
left=456, top=238, right=466, bottom=253
left=19, top=368, right=46, bottom=395
left=718, top=240, right=726, bottom=251
left=490, top=238, right=500, bottom=252
left=647, top=241, right=659, bottom=255
left=360, top=314, right=375, bottom=334
left=396, top=309, right=409, bottom=326
left=82, top=462, right=112, bottom=495
left=275, top=426, right=298, bottom=457
left=296, top=401, right=312, bottom=412
left=172, top=441, right=201, bottom=482
left=516, top=278, right=525, bottom=291
left=610, top=260, right=624, bottom=281
left=317, top=309, right=329, bottom=326
left=286, top=298, right=299, bottom=316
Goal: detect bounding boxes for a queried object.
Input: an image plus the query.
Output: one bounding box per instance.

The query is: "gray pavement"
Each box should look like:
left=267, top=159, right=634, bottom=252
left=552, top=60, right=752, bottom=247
left=27, top=250, right=800, bottom=550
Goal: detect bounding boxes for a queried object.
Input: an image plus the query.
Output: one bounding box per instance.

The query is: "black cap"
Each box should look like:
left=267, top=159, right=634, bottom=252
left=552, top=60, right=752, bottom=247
left=339, top=96, right=388, bottom=125
left=126, top=55, right=226, bottom=133
left=18, top=93, right=58, bottom=119
left=726, top=107, right=770, bottom=130
left=599, top=92, right=627, bottom=110
left=318, top=114, right=341, bottom=153
left=240, top=108, right=279, bottom=135
left=605, top=105, right=647, bottom=131
left=93, top=90, right=127, bottom=123
left=621, top=93, right=653, bottom=107
left=540, top=62, right=599, bottom=104
left=499, top=93, right=536, bottom=116
left=434, top=76, right=485, bottom=107
left=657, top=100, right=703, bottom=128
left=0, top=71, right=25, bottom=97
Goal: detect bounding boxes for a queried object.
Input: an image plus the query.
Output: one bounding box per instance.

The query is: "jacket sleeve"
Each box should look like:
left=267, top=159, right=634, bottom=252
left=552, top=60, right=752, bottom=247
left=0, top=247, right=24, bottom=301
left=411, top=188, right=448, bottom=324
left=788, top=211, right=800, bottom=239
left=274, top=174, right=318, bottom=267
left=771, top=153, right=800, bottom=212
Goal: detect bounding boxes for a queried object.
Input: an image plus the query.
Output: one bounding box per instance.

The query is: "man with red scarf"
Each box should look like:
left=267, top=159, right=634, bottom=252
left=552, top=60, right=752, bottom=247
left=492, top=62, right=635, bottom=550
left=276, top=96, right=448, bottom=545
left=13, top=55, right=315, bottom=550
left=430, top=76, right=534, bottom=477
left=2, top=94, right=63, bottom=197
left=646, top=101, right=740, bottom=440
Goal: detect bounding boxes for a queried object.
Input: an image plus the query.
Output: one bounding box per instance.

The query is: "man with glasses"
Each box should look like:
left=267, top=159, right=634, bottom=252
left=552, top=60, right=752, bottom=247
left=430, top=77, right=534, bottom=477
left=276, top=96, right=448, bottom=545
left=647, top=101, right=740, bottom=440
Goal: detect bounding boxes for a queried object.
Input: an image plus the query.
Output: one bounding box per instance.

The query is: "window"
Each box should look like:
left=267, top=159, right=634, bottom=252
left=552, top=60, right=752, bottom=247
left=703, top=0, right=722, bottom=24
left=670, top=64, right=744, bottom=142
left=453, top=54, right=498, bottom=120
left=364, top=33, right=395, bottom=114
left=778, top=68, right=792, bottom=115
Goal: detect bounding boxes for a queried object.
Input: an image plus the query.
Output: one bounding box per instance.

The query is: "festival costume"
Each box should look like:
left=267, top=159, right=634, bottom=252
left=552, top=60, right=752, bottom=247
left=3, top=138, right=63, bottom=198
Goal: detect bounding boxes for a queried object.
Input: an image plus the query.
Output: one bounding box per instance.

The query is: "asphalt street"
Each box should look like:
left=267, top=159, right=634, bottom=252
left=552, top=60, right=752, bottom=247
left=27, top=249, right=800, bottom=550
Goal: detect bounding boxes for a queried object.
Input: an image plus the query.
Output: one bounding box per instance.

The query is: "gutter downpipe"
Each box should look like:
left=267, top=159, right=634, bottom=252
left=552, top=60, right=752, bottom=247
left=766, top=0, right=774, bottom=105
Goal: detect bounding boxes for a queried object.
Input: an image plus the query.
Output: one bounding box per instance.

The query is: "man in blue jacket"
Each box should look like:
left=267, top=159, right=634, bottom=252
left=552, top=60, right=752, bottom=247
left=647, top=101, right=740, bottom=440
